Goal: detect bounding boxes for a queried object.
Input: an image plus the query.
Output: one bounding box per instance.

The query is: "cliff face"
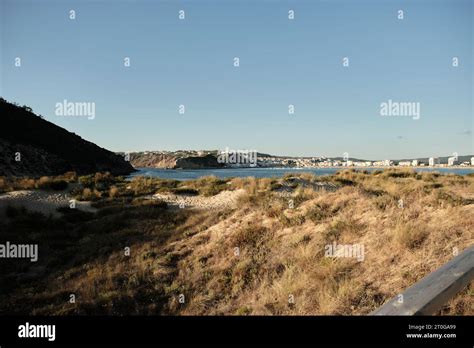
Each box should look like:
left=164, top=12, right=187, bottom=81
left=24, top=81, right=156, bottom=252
left=175, top=154, right=224, bottom=169
left=129, top=153, right=178, bottom=169
left=130, top=153, right=224, bottom=169
left=0, top=99, right=135, bottom=177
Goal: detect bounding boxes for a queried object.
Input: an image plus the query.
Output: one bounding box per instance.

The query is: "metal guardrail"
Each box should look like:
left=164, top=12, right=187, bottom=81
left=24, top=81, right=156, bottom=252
left=371, top=245, right=474, bottom=315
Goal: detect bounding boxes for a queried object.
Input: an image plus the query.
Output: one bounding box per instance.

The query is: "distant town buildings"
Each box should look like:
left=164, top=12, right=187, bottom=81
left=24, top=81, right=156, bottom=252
left=255, top=156, right=471, bottom=168
left=429, top=157, right=439, bottom=166
left=448, top=157, right=458, bottom=166
left=129, top=150, right=474, bottom=169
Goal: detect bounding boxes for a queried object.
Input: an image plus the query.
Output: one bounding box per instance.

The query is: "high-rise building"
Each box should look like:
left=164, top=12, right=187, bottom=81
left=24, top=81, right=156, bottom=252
left=428, top=157, right=439, bottom=166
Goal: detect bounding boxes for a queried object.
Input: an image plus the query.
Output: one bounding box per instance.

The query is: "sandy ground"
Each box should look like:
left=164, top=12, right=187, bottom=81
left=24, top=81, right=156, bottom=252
left=153, top=181, right=338, bottom=209
left=153, top=189, right=247, bottom=209
left=0, top=180, right=338, bottom=217
left=0, top=190, right=97, bottom=217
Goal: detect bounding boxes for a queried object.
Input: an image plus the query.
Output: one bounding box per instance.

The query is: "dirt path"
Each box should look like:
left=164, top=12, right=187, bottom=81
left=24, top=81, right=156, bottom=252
left=0, top=190, right=97, bottom=217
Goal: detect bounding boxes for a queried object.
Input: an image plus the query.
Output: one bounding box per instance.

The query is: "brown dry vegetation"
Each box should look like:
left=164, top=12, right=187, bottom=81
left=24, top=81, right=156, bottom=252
left=0, top=169, right=472, bottom=315
left=0, top=172, right=77, bottom=193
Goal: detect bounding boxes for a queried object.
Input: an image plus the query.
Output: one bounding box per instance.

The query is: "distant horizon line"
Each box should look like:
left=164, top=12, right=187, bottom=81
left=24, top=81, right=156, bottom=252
left=116, top=149, right=474, bottom=162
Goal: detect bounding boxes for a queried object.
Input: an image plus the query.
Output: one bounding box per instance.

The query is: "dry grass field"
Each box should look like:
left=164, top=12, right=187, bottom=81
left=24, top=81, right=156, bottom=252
left=0, top=169, right=472, bottom=315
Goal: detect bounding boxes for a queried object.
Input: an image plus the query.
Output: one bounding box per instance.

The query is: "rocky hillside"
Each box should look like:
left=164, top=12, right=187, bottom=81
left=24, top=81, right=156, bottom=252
left=128, top=152, right=178, bottom=169
left=129, top=152, right=223, bottom=169
left=0, top=98, right=135, bottom=177
left=175, top=154, right=224, bottom=169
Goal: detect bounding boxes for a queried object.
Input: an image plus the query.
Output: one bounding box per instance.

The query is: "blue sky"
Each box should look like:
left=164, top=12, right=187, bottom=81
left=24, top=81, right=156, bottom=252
left=1, top=0, right=472, bottom=159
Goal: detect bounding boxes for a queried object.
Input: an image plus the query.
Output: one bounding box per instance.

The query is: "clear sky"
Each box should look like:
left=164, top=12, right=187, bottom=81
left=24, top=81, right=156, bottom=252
left=1, top=0, right=472, bottom=159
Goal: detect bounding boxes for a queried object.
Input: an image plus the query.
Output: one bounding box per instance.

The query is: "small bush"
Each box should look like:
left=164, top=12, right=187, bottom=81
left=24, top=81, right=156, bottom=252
left=324, top=220, right=345, bottom=241
left=373, top=195, right=394, bottom=211
left=79, top=175, right=95, bottom=188
left=231, top=224, right=269, bottom=249
left=279, top=213, right=306, bottom=227
left=333, top=178, right=355, bottom=186
left=109, top=186, right=119, bottom=198
left=36, top=177, right=68, bottom=191
left=189, top=176, right=227, bottom=197
left=0, top=177, right=8, bottom=193
left=58, top=172, right=78, bottom=183
left=131, top=198, right=167, bottom=208
left=383, top=170, right=415, bottom=178
left=171, top=187, right=199, bottom=195
left=235, top=306, right=252, bottom=315
left=394, top=223, right=427, bottom=249
left=82, top=188, right=92, bottom=200
left=77, top=188, right=101, bottom=201
left=270, top=182, right=283, bottom=190
left=307, top=203, right=336, bottom=222
left=435, top=190, right=463, bottom=206
left=94, top=172, right=114, bottom=185
left=16, top=178, right=36, bottom=190
left=257, top=178, right=274, bottom=191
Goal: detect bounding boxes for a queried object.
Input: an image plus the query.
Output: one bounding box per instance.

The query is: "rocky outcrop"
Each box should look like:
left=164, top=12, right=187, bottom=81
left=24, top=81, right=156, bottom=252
left=129, top=153, right=224, bottom=169
left=129, top=153, right=178, bottom=169
left=0, top=99, right=135, bottom=177
left=175, top=154, right=224, bottom=169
